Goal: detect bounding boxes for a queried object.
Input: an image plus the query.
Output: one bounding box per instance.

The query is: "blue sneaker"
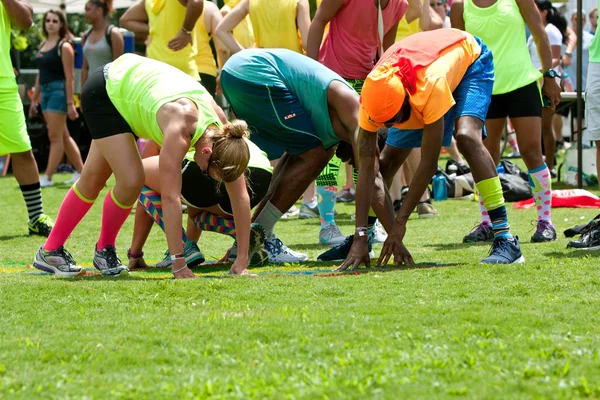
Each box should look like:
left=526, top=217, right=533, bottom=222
left=480, top=237, right=525, bottom=264
left=317, top=234, right=375, bottom=262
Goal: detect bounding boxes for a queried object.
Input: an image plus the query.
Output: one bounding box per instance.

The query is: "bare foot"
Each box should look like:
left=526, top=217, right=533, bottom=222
left=173, top=266, right=196, bottom=279
left=128, top=256, right=150, bottom=270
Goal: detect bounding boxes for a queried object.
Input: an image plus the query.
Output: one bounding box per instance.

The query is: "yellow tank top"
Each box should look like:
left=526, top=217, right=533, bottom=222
left=222, top=0, right=255, bottom=49
left=395, top=17, right=421, bottom=42
left=194, top=5, right=217, bottom=76
left=145, top=0, right=199, bottom=80
left=249, top=0, right=302, bottom=52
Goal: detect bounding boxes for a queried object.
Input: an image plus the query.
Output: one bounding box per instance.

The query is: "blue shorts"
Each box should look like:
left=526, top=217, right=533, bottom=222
left=40, top=80, right=67, bottom=114
left=386, top=36, right=493, bottom=149
left=220, top=70, right=322, bottom=160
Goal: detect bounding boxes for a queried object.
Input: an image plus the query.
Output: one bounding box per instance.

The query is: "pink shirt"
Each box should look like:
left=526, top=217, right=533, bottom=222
left=318, top=0, right=408, bottom=79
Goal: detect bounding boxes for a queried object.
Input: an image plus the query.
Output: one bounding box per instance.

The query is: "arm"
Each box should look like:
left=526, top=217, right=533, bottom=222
left=404, top=0, right=423, bottom=24
left=396, top=118, right=443, bottom=225
left=424, top=5, right=443, bottom=30
left=562, top=27, right=576, bottom=66
left=110, top=28, right=125, bottom=60
left=168, top=0, right=204, bottom=50
left=208, top=4, right=231, bottom=68
left=225, top=176, right=252, bottom=274
left=157, top=102, right=196, bottom=278
left=449, top=0, right=465, bottom=30
left=214, top=0, right=249, bottom=54
left=120, top=0, right=149, bottom=34
left=61, top=42, right=78, bottom=120
left=383, top=21, right=399, bottom=51
left=296, top=0, right=312, bottom=51
left=1, top=0, right=32, bottom=30
left=516, top=0, right=562, bottom=105
left=306, top=0, right=344, bottom=60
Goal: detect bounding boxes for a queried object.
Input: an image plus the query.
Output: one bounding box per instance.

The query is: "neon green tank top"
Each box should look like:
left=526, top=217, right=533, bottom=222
left=590, top=0, right=600, bottom=62
left=106, top=54, right=221, bottom=147
left=464, top=0, right=541, bottom=94
left=0, top=4, right=14, bottom=78
left=185, top=138, right=273, bottom=173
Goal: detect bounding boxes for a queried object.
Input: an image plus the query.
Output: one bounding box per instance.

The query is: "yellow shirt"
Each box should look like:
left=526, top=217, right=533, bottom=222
left=145, top=0, right=200, bottom=80
left=249, top=0, right=302, bottom=52
left=359, top=33, right=481, bottom=131
left=194, top=3, right=217, bottom=76
left=221, top=2, right=255, bottom=49
left=395, top=17, right=421, bottom=42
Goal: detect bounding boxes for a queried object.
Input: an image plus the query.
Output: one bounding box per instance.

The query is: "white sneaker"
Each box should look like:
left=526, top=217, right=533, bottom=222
left=369, top=220, right=387, bottom=244
left=264, top=235, right=308, bottom=264
left=319, top=224, right=346, bottom=246
left=39, top=175, right=53, bottom=188
left=280, top=205, right=300, bottom=220
left=64, top=171, right=80, bottom=185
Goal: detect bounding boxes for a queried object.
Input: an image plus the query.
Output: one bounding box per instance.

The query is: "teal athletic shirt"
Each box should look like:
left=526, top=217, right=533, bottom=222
left=222, top=48, right=353, bottom=150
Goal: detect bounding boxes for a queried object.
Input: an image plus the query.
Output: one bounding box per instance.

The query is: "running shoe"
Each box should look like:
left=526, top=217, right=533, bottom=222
left=480, top=237, right=524, bottom=264
left=319, top=223, right=346, bottom=246
left=280, top=205, right=300, bottom=220
left=94, top=245, right=129, bottom=276
left=154, top=240, right=205, bottom=268
left=369, top=220, right=387, bottom=244
left=39, top=175, right=53, bottom=188
left=463, top=222, right=494, bottom=243
left=64, top=171, right=80, bottom=185
left=28, top=213, right=54, bottom=237
left=33, top=245, right=83, bottom=276
left=531, top=220, right=557, bottom=242
left=299, top=203, right=320, bottom=219
left=264, top=236, right=308, bottom=264
left=567, top=223, right=600, bottom=250
left=417, top=202, right=439, bottom=219
left=317, top=234, right=375, bottom=262
left=336, top=187, right=355, bottom=203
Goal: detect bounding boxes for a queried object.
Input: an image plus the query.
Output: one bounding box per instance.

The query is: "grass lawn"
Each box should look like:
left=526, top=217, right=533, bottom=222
left=1, top=163, right=600, bottom=398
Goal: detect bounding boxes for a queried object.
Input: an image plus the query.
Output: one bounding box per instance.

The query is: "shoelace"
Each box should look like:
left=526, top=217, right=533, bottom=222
left=488, top=238, right=511, bottom=256
left=103, top=247, right=122, bottom=268
left=57, top=246, right=76, bottom=265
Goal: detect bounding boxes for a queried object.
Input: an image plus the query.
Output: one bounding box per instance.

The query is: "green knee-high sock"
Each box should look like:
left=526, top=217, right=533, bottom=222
left=138, top=186, right=188, bottom=243
left=193, top=211, right=236, bottom=238
left=475, top=177, right=513, bottom=241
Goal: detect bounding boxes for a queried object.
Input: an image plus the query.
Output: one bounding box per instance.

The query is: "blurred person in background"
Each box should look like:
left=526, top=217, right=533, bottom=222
left=29, top=10, right=84, bottom=187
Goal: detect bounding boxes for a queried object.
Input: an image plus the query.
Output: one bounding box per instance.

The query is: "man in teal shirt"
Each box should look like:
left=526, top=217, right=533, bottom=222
left=0, top=0, right=54, bottom=237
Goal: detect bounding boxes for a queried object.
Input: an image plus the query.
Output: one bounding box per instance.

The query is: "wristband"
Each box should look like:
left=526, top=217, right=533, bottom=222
left=127, top=248, right=144, bottom=260
left=181, top=27, right=193, bottom=35
left=356, top=227, right=368, bottom=237
left=565, top=52, right=573, bottom=57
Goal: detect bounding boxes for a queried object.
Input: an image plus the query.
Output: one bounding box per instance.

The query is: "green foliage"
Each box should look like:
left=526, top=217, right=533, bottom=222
left=0, top=159, right=600, bottom=397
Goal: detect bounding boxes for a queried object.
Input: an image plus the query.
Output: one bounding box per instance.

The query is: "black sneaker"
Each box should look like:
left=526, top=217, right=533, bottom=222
left=317, top=234, right=374, bottom=262
left=93, top=245, right=129, bottom=276
left=481, top=236, right=525, bottom=264
left=567, top=225, right=600, bottom=250
left=463, top=222, right=494, bottom=243
left=531, top=220, right=557, bottom=242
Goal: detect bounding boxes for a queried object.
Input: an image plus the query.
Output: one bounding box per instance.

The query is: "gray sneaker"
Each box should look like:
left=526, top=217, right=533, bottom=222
left=319, top=224, right=345, bottom=246
left=155, top=241, right=205, bottom=268
left=33, top=245, right=83, bottom=276
left=299, top=203, right=320, bottom=219
left=93, top=245, right=129, bottom=276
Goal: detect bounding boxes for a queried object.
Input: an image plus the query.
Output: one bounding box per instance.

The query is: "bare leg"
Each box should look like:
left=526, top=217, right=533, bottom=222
left=344, top=163, right=355, bottom=189
left=62, top=127, right=84, bottom=173
left=483, top=118, right=507, bottom=165
left=511, top=116, right=544, bottom=170
left=42, top=111, right=67, bottom=180
left=444, top=137, right=465, bottom=163
left=402, top=148, right=430, bottom=202
left=542, top=107, right=556, bottom=171
left=11, top=150, right=40, bottom=186
left=455, top=117, right=497, bottom=183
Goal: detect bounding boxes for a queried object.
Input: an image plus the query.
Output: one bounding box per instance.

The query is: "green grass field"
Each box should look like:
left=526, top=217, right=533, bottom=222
left=1, top=165, right=600, bottom=398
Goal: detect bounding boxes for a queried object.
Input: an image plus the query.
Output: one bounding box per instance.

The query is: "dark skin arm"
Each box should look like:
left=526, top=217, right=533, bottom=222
left=306, top=0, right=344, bottom=60
left=168, top=0, right=204, bottom=50
left=1, top=0, right=32, bottom=30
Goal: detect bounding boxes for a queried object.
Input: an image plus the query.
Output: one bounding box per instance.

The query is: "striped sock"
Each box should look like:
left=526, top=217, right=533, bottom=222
left=138, top=186, right=188, bottom=243
left=476, top=177, right=514, bottom=241
left=20, top=182, right=44, bottom=222
left=192, top=211, right=236, bottom=238
left=488, top=206, right=513, bottom=241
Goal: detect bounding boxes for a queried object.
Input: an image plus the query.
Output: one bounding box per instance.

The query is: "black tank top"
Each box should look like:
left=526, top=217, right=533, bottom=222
left=36, top=42, right=66, bottom=84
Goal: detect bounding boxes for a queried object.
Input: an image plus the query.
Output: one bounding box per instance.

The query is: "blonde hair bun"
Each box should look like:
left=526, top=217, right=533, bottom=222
left=223, top=119, right=249, bottom=139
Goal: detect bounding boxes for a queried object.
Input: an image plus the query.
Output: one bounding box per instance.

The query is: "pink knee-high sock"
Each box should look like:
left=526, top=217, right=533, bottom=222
left=477, top=190, right=491, bottom=225
left=44, top=186, right=95, bottom=251
left=97, top=189, right=134, bottom=250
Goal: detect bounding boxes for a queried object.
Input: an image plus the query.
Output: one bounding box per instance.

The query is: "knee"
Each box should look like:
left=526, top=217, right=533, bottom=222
left=118, top=171, right=145, bottom=195
left=455, top=130, right=482, bottom=156
left=520, top=146, right=543, bottom=168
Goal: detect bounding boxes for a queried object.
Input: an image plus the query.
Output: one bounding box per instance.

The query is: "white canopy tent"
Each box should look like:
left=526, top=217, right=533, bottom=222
left=29, top=0, right=135, bottom=14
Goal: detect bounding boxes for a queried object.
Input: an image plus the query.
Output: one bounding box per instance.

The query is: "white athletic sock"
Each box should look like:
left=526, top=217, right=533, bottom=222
left=254, top=201, right=283, bottom=238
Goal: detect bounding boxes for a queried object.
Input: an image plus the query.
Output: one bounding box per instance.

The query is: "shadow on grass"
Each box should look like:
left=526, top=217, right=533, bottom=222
left=423, top=242, right=491, bottom=251
left=545, top=250, right=600, bottom=259
left=0, top=234, right=30, bottom=241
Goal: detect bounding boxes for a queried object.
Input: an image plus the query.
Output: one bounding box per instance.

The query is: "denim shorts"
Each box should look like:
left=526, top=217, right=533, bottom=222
left=40, top=80, right=67, bottom=114
left=386, top=36, right=493, bottom=149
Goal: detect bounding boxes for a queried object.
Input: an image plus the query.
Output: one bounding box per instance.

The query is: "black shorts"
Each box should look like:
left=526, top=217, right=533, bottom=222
left=180, top=159, right=271, bottom=214
left=486, top=81, right=542, bottom=120
left=199, top=73, right=217, bottom=97
left=81, top=66, right=132, bottom=140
